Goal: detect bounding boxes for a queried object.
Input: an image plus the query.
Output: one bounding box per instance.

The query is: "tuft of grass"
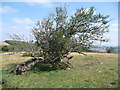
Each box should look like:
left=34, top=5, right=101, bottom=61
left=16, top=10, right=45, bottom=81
left=1, top=52, right=118, bottom=88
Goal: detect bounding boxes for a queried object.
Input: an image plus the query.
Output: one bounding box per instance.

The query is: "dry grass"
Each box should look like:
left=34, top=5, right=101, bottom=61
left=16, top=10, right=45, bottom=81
left=1, top=53, right=31, bottom=68
left=0, top=42, right=9, bottom=46
left=0, top=52, right=118, bottom=88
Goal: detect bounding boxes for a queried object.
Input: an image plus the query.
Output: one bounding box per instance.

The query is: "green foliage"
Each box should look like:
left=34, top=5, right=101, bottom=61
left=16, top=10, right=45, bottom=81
left=5, top=40, right=30, bottom=46
left=22, top=53, right=33, bottom=57
left=106, top=47, right=115, bottom=53
left=31, top=6, right=110, bottom=65
left=10, top=5, right=110, bottom=69
left=2, top=45, right=9, bottom=52
left=1, top=45, right=14, bottom=52
left=73, top=45, right=93, bottom=52
left=5, top=40, right=37, bottom=52
left=0, top=46, right=2, bottom=51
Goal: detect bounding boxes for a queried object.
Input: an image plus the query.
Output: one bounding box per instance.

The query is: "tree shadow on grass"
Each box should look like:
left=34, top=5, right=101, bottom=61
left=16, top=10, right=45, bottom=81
left=3, top=63, right=18, bottom=72
left=6, top=63, right=59, bottom=75
left=30, top=64, right=58, bottom=72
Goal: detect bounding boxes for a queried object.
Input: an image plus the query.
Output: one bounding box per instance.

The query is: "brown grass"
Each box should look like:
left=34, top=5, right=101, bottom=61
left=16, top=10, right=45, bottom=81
left=0, top=42, right=10, bottom=46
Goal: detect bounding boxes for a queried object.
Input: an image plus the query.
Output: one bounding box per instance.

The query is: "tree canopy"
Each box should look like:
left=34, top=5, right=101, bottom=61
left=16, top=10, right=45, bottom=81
left=11, top=5, right=110, bottom=71
left=30, top=6, right=109, bottom=64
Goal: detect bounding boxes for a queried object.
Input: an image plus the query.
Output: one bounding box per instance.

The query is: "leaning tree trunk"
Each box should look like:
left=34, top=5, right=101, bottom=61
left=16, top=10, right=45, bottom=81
left=11, top=56, right=72, bottom=75
left=11, top=52, right=87, bottom=75
left=11, top=57, right=44, bottom=75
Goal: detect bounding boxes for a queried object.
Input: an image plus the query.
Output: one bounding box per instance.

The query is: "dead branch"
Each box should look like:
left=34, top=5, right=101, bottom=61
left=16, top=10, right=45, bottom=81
left=11, top=57, right=44, bottom=75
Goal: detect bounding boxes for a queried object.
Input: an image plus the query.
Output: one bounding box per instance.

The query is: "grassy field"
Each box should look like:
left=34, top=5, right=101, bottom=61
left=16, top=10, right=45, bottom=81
left=0, top=52, right=118, bottom=88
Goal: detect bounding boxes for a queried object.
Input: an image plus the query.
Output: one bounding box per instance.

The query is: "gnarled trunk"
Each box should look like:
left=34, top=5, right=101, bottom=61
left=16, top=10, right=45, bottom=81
left=11, top=57, right=44, bottom=75
left=11, top=52, right=87, bottom=75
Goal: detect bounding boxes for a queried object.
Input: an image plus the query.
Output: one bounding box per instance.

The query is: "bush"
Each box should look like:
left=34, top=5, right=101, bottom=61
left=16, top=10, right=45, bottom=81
left=1, top=45, right=14, bottom=52
left=0, top=47, right=2, bottom=51
left=106, top=47, right=115, bottom=53
left=5, top=40, right=36, bottom=52
left=22, top=53, right=33, bottom=57
left=73, top=46, right=93, bottom=52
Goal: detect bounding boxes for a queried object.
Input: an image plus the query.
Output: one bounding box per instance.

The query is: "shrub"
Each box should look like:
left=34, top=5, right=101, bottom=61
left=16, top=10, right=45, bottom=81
left=22, top=53, right=33, bottom=57
left=106, top=47, right=115, bottom=53
left=1, top=45, right=14, bottom=52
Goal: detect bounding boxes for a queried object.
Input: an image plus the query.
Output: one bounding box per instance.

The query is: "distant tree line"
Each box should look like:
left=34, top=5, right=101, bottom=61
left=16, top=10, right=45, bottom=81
left=1, top=40, right=93, bottom=52
left=1, top=40, right=35, bottom=52
left=1, top=40, right=117, bottom=54
left=106, top=47, right=115, bottom=53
